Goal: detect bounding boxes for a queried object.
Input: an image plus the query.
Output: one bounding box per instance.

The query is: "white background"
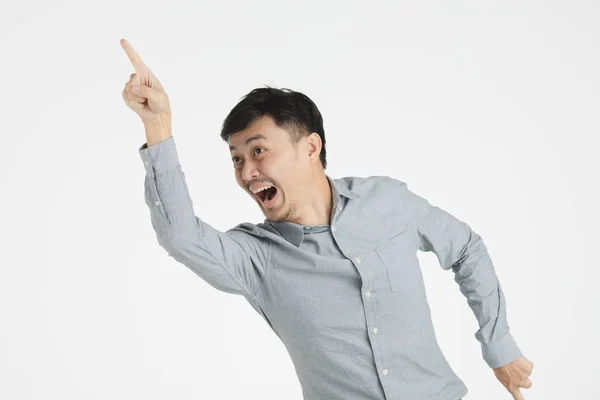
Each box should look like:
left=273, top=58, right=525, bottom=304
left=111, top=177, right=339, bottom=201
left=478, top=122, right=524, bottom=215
left=1, top=1, right=598, bottom=399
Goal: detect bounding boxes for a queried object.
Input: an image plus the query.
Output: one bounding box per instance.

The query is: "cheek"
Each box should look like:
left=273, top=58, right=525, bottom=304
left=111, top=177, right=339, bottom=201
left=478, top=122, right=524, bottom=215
left=234, top=172, right=245, bottom=189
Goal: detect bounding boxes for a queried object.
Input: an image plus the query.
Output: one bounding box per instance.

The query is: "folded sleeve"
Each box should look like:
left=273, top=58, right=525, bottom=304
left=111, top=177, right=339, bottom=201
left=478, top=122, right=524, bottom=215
left=138, top=137, right=270, bottom=298
left=390, top=177, right=523, bottom=368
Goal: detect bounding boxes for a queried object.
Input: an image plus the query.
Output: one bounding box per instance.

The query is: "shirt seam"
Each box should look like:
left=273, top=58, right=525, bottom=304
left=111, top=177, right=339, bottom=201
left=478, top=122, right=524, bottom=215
left=193, top=227, right=272, bottom=302
left=250, top=238, right=273, bottom=300
left=390, top=177, right=420, bottom=248
left=176, top=231, right=259, bottom=301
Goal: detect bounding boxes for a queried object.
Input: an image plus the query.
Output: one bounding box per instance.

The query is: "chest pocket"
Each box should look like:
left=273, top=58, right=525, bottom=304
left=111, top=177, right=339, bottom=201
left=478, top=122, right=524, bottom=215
left=374, top=230, right=422, bottom=293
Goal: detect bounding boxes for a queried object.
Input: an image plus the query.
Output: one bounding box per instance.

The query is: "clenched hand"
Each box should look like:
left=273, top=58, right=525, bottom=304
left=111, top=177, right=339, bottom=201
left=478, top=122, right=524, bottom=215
left=493, top=355, right=534, bottom=399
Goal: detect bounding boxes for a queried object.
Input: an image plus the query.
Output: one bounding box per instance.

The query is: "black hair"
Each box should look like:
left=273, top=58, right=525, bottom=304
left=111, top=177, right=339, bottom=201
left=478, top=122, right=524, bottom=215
left=220, top=85, right=327, bottom=169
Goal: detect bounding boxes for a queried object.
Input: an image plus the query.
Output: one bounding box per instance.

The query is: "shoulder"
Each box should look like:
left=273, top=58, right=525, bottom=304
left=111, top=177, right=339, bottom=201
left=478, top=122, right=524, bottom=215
left=226, top=221, right=267, bottom=238
left=226, top=221, right=283, bottom=243
left=335, top=174, right=409, bottom=194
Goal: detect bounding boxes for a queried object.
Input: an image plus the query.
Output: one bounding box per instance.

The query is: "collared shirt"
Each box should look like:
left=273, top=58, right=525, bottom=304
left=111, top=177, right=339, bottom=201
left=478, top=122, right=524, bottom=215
left=138, top=137, right=522, bottom=400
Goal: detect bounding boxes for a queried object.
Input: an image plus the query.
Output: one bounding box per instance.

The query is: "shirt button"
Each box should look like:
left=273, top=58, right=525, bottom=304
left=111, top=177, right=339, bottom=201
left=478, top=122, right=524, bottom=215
left=355, top=257, right=361, bottom=263
left=144, top=160, right=149, bottom=166
left=372, top=327, right=378, bottom=334
left=382, top=368, right=388, bottom=376
left=155, top=200, right=161, bottom=206
left=364, top=291, right=371, bottom=297
left=331, top=226, right=337, bottom=232
left=339, top=206, right=343, bottom=211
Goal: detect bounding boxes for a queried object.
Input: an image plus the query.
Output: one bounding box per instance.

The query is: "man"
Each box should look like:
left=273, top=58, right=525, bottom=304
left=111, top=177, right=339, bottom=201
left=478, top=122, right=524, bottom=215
left=121, top=38, right=534, bottom=400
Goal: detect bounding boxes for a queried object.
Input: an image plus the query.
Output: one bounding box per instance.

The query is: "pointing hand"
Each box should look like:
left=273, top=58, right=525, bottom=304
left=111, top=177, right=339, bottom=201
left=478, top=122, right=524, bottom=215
left=120, top=38, right=171, bottom=123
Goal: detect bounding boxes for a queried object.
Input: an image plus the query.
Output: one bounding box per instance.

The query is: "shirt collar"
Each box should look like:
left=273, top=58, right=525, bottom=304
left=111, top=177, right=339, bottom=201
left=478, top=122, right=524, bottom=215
left=264, top=174, right=359, bottom=247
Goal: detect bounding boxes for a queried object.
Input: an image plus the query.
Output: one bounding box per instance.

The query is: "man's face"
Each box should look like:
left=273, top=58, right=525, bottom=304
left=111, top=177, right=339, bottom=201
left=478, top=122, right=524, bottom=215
left=228, top=115, right=311, bottom=222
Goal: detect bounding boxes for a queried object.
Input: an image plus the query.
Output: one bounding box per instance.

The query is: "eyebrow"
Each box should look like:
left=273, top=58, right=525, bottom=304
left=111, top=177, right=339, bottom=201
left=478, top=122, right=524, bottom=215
left=229, top=134, right=267, bottom=151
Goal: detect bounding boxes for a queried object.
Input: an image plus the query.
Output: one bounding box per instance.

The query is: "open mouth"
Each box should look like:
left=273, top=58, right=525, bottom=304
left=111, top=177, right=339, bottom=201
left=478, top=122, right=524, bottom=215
left=255, top=186, right=278, bottom=207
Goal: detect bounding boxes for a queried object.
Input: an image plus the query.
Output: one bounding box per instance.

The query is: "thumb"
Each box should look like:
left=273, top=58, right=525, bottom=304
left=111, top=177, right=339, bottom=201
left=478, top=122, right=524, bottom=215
left=133, top=84, right=169, bottom=114
left=132, top=84, right=154, bottom=98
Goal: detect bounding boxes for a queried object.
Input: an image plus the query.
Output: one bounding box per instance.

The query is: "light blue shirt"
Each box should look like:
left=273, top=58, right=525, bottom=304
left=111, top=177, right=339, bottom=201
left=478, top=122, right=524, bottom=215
left=138, top=136, right=522, bottom=400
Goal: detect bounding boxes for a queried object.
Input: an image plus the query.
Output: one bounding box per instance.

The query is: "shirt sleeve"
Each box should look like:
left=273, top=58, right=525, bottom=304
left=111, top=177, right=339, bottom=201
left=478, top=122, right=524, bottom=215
left=138, top=137, right=270, bottom=298
left=390, top=177, right=523, bottom=369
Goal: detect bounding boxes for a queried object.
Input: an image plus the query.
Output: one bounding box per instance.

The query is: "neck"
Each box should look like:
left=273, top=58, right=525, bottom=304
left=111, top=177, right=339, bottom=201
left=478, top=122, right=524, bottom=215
left=290, top=171, right=333, bottom=226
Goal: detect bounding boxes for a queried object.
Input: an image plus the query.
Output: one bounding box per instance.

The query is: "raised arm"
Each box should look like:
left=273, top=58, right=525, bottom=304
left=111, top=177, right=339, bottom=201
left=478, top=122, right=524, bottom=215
left=138, top=138, right=269, bottom=297
left=121, top=38, right=269, bottom=297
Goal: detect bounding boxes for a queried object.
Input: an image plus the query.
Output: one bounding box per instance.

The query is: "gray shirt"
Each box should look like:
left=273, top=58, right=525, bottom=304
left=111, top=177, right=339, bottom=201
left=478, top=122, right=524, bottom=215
left=138, top=136, right=522, bottom=400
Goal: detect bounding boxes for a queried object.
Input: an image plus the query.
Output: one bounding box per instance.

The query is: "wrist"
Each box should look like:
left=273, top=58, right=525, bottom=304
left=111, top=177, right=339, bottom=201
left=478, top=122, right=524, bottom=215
left=144, top=112, right=172, bottom=147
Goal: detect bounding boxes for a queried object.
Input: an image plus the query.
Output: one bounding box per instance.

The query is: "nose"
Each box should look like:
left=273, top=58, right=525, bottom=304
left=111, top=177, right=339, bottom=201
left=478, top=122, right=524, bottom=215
left=241, top=159, right=260, bottom=184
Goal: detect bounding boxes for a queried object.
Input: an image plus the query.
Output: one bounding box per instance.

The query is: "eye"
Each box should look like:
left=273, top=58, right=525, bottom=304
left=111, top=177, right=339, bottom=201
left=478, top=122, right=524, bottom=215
left=232, top=147, right=265, bottom=166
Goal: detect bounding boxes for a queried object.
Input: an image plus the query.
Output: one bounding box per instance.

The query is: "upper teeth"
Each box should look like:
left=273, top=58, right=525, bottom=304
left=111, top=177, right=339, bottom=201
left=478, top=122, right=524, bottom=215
left=252, top=185, right=273, bottom=194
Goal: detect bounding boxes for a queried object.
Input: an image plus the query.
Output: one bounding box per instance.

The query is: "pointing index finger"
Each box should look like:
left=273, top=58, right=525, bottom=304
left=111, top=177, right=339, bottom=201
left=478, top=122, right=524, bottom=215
left=120, top=38, right=146, bottom=73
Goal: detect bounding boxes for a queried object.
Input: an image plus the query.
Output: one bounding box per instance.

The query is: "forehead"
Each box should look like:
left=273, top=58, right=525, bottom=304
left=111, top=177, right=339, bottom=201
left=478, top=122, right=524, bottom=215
left=228, top=116, right=288, bottom=151
left=228, top=133, right=268, bottom=151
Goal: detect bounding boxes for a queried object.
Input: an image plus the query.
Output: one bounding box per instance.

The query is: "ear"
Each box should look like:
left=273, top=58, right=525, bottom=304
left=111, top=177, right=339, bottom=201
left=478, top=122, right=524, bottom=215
left=306, top=132, right=322, bottom=163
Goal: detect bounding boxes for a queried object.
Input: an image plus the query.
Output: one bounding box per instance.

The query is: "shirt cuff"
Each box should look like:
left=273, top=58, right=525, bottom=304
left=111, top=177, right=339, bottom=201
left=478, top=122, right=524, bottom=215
left=481, top=331, right=523, bottom=368
left=138, top=136, right=180, bottom=176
